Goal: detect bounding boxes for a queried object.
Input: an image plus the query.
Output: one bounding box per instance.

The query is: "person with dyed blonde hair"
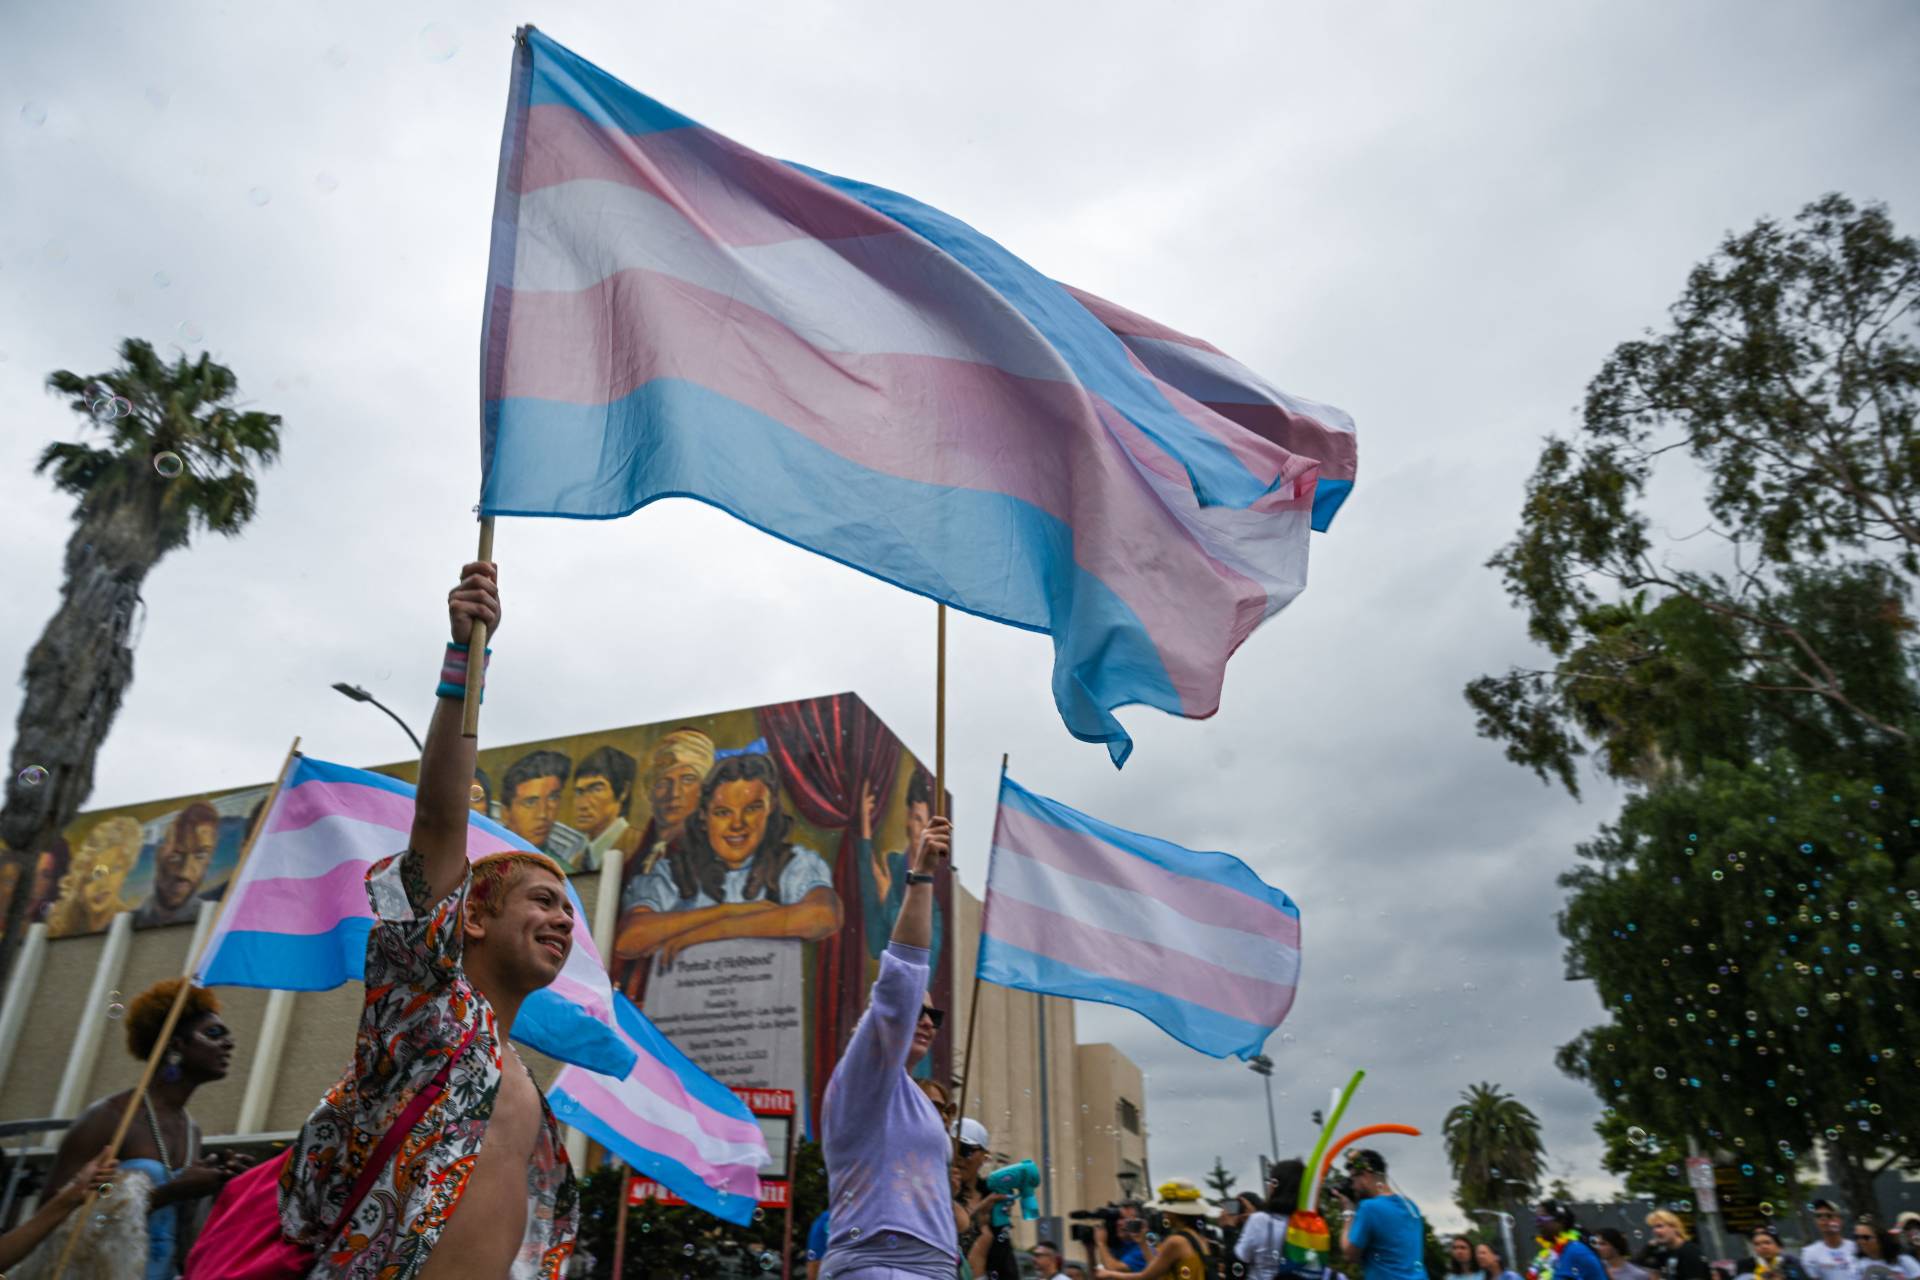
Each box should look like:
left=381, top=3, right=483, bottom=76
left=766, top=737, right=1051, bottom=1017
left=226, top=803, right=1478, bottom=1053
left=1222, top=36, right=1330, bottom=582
left=279, top=562, right=580, bottom=1279
left=47, top=815, right=144, bottom=937
left=1642, top=1210, right=1708, bottom=1280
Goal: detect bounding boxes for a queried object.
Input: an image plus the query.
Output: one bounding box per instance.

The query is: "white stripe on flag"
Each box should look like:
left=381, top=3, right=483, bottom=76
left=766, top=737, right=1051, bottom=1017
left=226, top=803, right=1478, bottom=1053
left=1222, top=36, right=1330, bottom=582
left=986, top=843, right=1300, bottom=987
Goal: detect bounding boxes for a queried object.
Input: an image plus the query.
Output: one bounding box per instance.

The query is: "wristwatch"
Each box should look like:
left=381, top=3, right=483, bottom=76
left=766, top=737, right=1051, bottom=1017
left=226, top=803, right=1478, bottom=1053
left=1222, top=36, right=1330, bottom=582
left=905, top=870, right=936, bottom=885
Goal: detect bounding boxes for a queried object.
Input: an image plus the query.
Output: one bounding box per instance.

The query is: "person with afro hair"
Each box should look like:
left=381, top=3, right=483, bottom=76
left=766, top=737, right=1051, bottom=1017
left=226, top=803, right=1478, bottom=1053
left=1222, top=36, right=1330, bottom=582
left=41, top=978, right=245, bottom=1279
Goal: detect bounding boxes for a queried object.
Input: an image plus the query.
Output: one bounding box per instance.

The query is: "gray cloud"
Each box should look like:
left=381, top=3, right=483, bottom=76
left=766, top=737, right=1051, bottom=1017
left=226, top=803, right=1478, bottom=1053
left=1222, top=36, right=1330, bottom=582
left=4, top=0, right=1917, bottom=1234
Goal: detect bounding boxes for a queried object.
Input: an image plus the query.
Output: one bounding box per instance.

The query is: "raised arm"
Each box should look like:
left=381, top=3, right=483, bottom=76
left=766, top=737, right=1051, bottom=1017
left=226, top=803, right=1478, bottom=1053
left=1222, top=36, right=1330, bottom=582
left=411, top=561, right=499, bottom=903
left=891, top=815, right=949, bottom=949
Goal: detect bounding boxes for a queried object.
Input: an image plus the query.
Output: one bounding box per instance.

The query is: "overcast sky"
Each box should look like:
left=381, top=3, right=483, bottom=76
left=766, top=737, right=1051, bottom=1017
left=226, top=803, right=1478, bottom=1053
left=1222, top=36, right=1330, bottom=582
left=5, top=0, right=1918, bottom=1235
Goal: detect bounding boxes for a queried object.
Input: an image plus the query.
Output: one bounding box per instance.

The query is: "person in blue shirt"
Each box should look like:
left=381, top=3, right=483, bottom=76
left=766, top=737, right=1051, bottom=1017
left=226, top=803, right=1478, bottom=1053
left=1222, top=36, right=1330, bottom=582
left=805, top=1208, right=831, bottom=1279
left=1333, top=1149, right=1426, bottom=1280
left=1094, top=1204, right=1150, bottom=1272
left=1531, top=1201, right=1610, bottom=1280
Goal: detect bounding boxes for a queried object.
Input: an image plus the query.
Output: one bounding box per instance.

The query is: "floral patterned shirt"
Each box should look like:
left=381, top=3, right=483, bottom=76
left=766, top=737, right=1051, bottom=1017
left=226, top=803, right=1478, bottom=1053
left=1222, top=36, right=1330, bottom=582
left=279, top=850, right=577, bottom=1279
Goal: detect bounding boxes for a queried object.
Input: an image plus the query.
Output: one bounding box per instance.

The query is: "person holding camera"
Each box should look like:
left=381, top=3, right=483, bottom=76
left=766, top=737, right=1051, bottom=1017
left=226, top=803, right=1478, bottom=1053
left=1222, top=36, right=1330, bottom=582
left=1095, top=1178, right=1217, bottom=1280
left=1331, top=1149, right=1425, bottom=1280
left=1093, top=1205, right=1149, bottom=1273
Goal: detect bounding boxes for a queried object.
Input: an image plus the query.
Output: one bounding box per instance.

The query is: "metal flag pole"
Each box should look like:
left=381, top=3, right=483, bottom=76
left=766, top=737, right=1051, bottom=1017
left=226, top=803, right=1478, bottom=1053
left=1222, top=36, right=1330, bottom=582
left=50, top=736, right=302, bottom=1274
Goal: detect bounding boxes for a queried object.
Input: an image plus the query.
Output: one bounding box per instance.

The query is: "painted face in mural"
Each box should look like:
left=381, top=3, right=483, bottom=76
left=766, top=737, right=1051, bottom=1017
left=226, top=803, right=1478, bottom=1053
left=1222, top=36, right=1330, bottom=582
left=154, top=818, right=217, bottom=909
left=29, top=849, right=61, bottom=903
left=651, top=761, right=706, bottom=834
left=705, top=778, right=773, bottom=869
left=506, top=775, right=563, bottom=849
left=572, top=773, right=622, bottom=839
left=905, top=798, right=931, bottom=855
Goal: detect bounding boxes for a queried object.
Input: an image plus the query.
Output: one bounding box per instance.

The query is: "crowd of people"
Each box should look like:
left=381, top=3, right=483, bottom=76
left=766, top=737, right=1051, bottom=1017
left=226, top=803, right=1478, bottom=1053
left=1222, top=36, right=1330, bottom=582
left=1, top=562, right=1915, bottom=1280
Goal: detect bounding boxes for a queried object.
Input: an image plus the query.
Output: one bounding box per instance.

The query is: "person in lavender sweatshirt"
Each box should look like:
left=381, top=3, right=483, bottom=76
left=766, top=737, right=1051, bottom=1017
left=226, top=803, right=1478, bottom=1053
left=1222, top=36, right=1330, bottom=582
left=821, top=813, right=957, bottom=1279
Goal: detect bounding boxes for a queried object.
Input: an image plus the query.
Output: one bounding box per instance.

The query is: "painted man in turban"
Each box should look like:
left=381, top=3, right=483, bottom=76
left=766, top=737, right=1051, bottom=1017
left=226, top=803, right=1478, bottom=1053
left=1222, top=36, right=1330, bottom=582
left=611, top=727, right=715, bottom=999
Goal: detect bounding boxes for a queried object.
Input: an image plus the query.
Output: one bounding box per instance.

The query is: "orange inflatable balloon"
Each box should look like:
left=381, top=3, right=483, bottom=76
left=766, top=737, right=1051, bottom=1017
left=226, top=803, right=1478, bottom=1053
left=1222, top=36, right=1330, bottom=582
left=1320, top=1123, right=1422, bottom=1178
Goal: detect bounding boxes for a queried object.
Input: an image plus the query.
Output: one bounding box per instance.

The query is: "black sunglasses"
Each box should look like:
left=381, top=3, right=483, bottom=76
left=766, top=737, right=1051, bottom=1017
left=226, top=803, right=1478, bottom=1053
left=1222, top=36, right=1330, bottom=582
left=919, top=1005, right=946, bottom=1029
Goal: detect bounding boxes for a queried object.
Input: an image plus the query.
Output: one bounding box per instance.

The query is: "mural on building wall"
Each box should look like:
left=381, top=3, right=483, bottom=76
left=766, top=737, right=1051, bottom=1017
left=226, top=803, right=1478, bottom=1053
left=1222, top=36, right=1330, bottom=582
left=9, top=691, right=950, bottom=1122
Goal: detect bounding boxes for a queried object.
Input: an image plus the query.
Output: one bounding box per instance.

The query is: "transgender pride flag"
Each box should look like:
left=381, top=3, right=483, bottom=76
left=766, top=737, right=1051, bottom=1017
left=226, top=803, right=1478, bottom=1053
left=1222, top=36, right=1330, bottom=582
left=478, top=27, right=1356, bottom=766
left=550, top=994, right=769, bottom=1227
left=195, top=755, right=634, bottom=1078
left=978, top=775, right=1301, bottom=1060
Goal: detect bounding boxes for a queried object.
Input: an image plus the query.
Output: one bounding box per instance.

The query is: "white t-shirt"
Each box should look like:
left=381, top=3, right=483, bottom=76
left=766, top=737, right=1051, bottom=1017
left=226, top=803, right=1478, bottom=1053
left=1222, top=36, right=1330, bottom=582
left=1235, top=1211, right=1287, bottom=1280
left=1802, top=1240, right=1859, bottom=1280
left=1856, top=1258, right=1920, bottom=1280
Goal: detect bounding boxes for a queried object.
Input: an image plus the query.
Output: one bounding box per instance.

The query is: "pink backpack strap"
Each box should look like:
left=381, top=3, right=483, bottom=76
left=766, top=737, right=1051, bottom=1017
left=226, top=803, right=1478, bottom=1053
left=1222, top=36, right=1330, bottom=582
left=329, top=1021, right=481, bottom=1237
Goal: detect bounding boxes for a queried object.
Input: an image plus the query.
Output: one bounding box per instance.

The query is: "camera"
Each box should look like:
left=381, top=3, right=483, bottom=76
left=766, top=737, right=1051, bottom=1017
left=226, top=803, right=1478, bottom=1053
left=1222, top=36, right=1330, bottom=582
left=1323, top=1174, right=1357, bottom=1205
left=1068, top=1204, right=1143, bottom=1248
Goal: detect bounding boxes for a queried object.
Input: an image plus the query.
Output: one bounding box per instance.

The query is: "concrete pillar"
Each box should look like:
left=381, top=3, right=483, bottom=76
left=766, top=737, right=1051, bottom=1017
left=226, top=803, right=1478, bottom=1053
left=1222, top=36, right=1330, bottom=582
left=53, top=912, right=134, bottom=1118
left=0, top=922, right=50, bottom=1096
left=235, top=989, right=296, bottom=1133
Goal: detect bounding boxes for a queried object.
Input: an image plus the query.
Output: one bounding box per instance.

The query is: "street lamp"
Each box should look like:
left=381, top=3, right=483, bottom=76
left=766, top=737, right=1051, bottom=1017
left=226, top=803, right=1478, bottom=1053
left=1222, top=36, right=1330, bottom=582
left=1117, top=1169, right=1141, bottom=1203
left=1248, top=1054, right=1280, bottom=1164
left=330, top=682, right=424, bottom=752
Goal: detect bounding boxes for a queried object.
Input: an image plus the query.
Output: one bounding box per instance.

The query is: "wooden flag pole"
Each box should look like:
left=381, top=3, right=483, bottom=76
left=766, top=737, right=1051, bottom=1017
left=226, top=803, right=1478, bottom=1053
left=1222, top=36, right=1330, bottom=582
left=461, top=516, right=497, bottom=738
left=954, top=751, right=1006, bottom=1129
left=933, top=604, right=947, bottom=817
left=50, top=735, right=302, bottom=1274
left=610, top=1163, right=632, bottom=1277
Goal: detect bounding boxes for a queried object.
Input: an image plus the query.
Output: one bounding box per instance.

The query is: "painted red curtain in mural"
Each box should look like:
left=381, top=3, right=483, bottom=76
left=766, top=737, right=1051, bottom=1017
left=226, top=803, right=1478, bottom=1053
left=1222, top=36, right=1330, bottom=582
left=757, top=694, right=902, bottom=1126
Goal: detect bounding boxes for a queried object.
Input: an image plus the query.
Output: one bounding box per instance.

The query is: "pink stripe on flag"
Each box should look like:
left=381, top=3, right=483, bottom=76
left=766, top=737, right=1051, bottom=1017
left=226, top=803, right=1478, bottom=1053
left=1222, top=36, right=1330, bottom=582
left=556, top=1071, right=761, bottom=1193
left=519, top=105, right=887, bottom=247
left=223, top=862, right=372, bottom=936
left=270, top=779, right=412, bottom=837
left=1204, top=402, right=1358, bottom=483
left=986, top=894, right=1295, bottom=1027
left=1062, top=284, right=1228, bottom=357
left=994, top=804, right=1302, bottom=947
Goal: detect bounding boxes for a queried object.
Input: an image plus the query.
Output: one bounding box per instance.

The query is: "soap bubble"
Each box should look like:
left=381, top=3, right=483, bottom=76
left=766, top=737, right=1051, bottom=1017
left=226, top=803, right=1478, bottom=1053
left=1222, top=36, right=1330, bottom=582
left=106, top=1002, right=125, bottom=1019
left=419, top=22, right=460, bottom=61
left=247, top=186, right=272, bottom=207
left=21, top=102, right=46, bottom=127
left=17, top=765, right=49, bottom=787
left=178, top=320, right=204, bottom=343
left=154, top=452, right=184, bottom=478
left=470, top=784, right=486, bottom=804
left=315, top=171, right=339, bottom=194
left=153, top=270, right=171, bottom=289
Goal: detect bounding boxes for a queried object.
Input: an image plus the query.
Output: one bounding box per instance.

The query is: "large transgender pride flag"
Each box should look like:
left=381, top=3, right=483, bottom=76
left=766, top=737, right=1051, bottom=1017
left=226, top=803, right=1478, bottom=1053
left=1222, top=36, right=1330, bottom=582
left=195, top=755, right=635, bottom=1078
left=478, top=27, right=1357, bottom=766
left=549, top=994, right=769, bottom=1227
left=978, top=775, right=1301, bottom=1060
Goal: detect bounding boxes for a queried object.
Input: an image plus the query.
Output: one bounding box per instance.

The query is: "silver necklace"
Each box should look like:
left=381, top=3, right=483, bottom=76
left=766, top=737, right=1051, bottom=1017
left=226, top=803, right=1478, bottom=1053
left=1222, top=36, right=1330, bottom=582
left=142, top=1096, right=179, bottom=1172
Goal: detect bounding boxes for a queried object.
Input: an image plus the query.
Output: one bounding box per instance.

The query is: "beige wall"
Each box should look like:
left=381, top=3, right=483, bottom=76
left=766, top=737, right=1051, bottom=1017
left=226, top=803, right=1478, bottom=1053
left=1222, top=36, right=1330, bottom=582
left=1074, top=1041, right=1149, bottom=1207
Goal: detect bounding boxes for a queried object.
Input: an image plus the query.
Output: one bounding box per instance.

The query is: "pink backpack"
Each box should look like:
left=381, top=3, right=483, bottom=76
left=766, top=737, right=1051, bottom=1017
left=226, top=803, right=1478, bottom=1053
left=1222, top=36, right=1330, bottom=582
left=183, top=1024, right=476, bottom=1279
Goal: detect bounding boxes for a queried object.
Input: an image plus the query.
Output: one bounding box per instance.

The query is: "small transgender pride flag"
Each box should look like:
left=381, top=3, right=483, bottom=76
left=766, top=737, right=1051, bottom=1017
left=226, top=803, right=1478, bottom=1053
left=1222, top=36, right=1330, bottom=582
left=195, top=754, right=634, bottom=1078
left=978, top=775, right=1301, bottom=1060
left=477, top=27, right=1356, bottom=767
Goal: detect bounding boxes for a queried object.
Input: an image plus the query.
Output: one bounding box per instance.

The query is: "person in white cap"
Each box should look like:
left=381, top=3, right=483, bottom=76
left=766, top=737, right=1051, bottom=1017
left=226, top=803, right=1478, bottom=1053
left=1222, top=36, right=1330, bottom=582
left=1096, top=1178, right=1218, bottom=1280
left=820, top=810, right=957, bottom=1278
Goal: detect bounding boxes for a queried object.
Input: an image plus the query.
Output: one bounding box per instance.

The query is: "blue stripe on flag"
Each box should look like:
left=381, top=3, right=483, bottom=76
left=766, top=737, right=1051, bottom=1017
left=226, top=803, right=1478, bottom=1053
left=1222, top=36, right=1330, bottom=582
left=198, top=920, right=372, bottom=990
left=522, top=989, right=636, bottom=1078
left=1311, top=477, right=1352, bottom=533
left=998, top=775, right=1300, bottom=918
left=548, top=1084, right=759, bottom=1227
left=526, top=28, right=697, bottom=138
left=977, top=934, right=1273, bottom=1060
left=482, top=378, right=1179, bottom=762
left=288, top=755, right=416, bottom=799
left=789, top=163, right=1284, bottom=512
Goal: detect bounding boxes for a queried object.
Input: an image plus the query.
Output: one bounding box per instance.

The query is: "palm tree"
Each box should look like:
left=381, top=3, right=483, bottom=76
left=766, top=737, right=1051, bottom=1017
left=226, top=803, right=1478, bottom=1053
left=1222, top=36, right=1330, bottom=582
left=1, top=339, right=282, bottom=965
left=1444, top=1082, right=1546, bottom=1219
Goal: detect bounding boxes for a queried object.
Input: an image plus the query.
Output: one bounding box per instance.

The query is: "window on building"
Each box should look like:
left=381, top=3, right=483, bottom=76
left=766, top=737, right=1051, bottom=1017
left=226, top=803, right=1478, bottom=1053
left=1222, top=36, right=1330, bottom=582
left=1117, top=1097, right=1140, bottom=1134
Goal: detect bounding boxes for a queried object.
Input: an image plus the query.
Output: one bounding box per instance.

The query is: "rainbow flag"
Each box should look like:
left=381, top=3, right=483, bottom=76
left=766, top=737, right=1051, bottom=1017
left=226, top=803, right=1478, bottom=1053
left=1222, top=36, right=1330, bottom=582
left=195, top=754, right=634, bottom=1078
left=550, top=994, right=769, bottom=1226
left=977, top=775, right=1301, bottom=1058
left=478, top=27, right=1357, bottom=766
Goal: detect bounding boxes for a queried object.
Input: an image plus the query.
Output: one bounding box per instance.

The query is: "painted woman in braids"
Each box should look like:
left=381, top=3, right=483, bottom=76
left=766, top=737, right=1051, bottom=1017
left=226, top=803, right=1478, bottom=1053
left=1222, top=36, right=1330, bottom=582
left=613, top=751, right=843, bottom=973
